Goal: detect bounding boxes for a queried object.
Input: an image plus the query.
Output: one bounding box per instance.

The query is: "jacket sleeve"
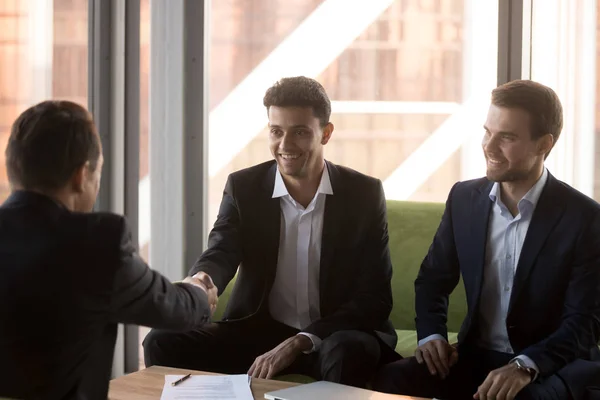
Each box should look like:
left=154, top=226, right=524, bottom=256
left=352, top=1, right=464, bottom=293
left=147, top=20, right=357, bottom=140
left=109, top=217, right=211, bottom=330
left=414, top=183, right=461, bottom=341
left=188, top=175, right=242, bottom=295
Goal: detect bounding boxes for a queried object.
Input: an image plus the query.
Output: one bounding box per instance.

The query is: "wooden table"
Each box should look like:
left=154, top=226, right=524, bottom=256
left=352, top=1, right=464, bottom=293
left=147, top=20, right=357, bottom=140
left=109, top=366, right=299, bottom=400
left=108, top=365, right=431, bottom=400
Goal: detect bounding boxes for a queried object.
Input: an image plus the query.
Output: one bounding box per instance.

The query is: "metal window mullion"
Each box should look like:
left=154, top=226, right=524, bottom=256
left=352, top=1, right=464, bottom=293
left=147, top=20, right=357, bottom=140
left=123, top=0, right=141, bottom=374
left=150, top=0, right=208, bottom=280
left=88, top=0, right=140, bottom=376
left=183, top=0, right=209, bottom=271
left=497, top=0, right=528, bottom=85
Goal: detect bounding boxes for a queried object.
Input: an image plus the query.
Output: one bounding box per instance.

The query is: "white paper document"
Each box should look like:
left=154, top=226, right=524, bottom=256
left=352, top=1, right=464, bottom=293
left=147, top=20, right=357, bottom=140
left=160, top=374, right=253, bottom=400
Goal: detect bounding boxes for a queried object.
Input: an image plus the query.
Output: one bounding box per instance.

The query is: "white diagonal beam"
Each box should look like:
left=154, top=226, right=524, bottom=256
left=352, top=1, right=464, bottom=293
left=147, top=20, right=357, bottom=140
left=208, top=0, right=394, bottom=177
left=28, top=0, right=53, bottom=104
left=383, top=96, right=489, bottom=200
left=385, top=0, right=498, bottom=199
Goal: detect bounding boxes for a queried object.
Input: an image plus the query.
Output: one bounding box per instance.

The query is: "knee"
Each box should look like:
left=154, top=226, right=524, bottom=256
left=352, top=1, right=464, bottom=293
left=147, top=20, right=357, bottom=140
left=372, top=362, right=404, bottom=394
left=142, top=328, right=169, bottom=352
left=320, top=331, right=380, bottom=367
left=371, top=357, right=425, bottom=395
left=317, top=331, right=381, bottom=386
left=142, top=329, right=178, bottom=367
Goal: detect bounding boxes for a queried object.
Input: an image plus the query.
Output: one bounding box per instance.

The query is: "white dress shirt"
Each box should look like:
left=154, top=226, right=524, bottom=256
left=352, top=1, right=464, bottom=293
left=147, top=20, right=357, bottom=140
left=420, top=168, right=548, bottom=377
left=268, top=165, right=333, bottom=352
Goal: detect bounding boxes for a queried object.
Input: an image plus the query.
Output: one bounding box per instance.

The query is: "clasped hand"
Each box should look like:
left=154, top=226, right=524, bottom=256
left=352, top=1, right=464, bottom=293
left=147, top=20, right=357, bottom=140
left=182, top=272, right=218, bottom=315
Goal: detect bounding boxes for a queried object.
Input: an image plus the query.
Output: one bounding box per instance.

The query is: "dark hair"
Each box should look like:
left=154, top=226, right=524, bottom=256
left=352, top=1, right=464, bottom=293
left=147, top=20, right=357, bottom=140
left=263, top=76, right=331, bottom=127
left=492, top=80, right=563, bottom=156
left=6, top=100, right=101, bottom=191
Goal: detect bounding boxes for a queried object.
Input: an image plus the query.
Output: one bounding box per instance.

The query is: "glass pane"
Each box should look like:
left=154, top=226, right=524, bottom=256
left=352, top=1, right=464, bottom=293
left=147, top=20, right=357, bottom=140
left=0, top=0, right=88, bottom=202
left=207, top=0, right=498, bottom=229
left=138, top=0, right=151, bottom=370
left=139, top=0, right=150, bottom=264
left=530, top=0, right=597, bottom=198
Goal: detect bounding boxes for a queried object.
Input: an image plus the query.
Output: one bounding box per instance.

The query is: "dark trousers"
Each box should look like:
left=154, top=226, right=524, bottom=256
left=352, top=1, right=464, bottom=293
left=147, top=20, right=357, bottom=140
left=372, top=347, right=570, bottom=400
left=143, top=316, right=384, bottom=388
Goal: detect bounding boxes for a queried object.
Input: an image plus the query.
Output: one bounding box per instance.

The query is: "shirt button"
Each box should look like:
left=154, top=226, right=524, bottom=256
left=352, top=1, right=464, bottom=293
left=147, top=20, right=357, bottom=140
left=506, top=254, right=512, bottom=259
left=504, top=286, right=510, bottom=292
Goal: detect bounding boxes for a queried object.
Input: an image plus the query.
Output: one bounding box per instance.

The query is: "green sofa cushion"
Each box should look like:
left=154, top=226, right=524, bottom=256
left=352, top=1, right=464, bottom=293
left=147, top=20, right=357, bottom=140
left=386, top=200, right=467, bottom=333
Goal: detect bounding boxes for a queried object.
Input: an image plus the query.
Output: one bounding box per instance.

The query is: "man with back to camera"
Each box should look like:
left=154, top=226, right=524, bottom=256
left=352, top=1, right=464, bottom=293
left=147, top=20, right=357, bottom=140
left=372, top=80, right=600, bottom=400
left=143, top=76, right=400, bottom=387
left=0, top=100, right=217, bottom=400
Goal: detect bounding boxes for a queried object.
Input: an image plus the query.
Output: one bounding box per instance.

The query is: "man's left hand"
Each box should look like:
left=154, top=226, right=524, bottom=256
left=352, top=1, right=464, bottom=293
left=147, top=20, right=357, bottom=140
left=474, top=363, right=532, bottom=400
left=248, top=335, right=312, bottom=379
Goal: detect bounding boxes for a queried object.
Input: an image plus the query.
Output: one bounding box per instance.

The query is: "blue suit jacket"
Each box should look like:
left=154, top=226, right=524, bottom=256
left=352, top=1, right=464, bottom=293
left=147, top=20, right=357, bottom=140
left=415, top=172, right=600, bottom=396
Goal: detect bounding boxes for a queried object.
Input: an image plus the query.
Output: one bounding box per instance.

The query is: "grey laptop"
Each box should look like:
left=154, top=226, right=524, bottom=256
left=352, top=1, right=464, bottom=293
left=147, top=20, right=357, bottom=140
left=264, top=380, right=411, bottom=400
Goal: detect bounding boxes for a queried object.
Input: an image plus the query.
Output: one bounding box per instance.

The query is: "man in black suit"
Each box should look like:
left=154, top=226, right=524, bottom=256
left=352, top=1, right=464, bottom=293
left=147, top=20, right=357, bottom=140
left=143, top=76, right=398, bottom=387
left=0, top=101, right=217, bottom=400
left=373, top=80, right=600, bottom=400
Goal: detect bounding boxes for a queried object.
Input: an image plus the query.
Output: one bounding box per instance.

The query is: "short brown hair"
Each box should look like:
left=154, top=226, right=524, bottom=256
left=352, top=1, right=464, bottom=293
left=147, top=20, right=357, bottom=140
left=6, top=100, right=101, bottom=191
left=263, top=76, right=331, bottom=127
left=492, top=80, right=563, bottom=156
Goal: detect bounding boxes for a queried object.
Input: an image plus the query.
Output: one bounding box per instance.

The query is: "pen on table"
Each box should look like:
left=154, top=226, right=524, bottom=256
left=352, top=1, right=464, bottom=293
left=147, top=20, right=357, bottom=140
left=171, top=374, right=191, bottom=387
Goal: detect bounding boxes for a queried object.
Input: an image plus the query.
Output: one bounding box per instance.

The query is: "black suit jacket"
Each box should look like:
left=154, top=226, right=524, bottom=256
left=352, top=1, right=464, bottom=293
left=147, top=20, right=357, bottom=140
left=0, top=191, right=211, bottom=400
left=190, top=160, right=396, bottom=348
left=415, top=172, right=600, bottom=395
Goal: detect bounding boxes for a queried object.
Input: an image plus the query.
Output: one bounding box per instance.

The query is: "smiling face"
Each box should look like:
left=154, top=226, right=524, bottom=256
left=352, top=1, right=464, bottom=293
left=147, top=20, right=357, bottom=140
left=482, top=104, right=552, bottom=183
left=268, top=106, right=333, bottom=180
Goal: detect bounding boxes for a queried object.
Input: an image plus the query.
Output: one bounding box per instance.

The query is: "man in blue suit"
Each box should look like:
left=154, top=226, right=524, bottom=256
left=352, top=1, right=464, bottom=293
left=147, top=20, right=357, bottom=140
left=373, top=80, right=600, bottom=400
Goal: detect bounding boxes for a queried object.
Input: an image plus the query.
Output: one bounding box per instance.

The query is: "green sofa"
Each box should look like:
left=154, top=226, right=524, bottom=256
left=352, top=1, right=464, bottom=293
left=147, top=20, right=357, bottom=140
left=212, top=200, right=467, bottom=378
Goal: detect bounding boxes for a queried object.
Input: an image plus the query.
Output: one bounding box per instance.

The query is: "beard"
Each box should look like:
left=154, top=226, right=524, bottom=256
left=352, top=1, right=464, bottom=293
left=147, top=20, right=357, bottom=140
left=486, top=167, right=530, bottom=183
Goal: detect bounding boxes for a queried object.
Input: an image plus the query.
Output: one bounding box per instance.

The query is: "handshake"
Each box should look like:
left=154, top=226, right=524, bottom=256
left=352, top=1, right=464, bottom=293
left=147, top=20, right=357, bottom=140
left=182, top=272, right=219, bottom=316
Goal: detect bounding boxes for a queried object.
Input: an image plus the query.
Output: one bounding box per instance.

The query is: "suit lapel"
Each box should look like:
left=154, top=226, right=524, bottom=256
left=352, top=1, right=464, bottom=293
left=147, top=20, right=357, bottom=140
left=319, top=161, right=343, bottom=305
left=261, top=163, right=282, bottom=282
left=508, top=175, right=564, bottom=313
left=469, top=181, right=494, bottom=313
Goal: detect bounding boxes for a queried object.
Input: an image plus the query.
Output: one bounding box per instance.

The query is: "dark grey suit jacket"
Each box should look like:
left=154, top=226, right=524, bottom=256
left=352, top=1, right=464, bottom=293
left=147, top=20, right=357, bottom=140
left=0, top=191, right=211, bottom=400
left=189, top=160, right=397, bottom=349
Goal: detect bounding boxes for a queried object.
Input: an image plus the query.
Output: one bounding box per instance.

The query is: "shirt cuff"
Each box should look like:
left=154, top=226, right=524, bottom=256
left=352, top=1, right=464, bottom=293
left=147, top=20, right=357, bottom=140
left=418, top=333, right=447, bottom=347
left=297, top=332, right=322, bottom=354
left=512, top=355, right=540, bottom=381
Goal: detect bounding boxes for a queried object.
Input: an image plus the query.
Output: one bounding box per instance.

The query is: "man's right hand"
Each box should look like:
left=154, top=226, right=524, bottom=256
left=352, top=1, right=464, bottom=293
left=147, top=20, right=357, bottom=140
left=414, top=339, right=458, bottom=379
left=182, top=272, right=218, bottom=315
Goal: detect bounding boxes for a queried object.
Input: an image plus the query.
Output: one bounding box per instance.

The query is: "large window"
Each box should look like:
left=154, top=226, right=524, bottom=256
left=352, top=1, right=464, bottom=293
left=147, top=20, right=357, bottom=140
left=139, top=0, right=150, bottom=262
left=0, top=0, right=88, bottom=202
left=207, top=0, right=498, bottom=228
left=137, top=0, right=151, bottom=370
left=529, top=0, right=597, bottom=199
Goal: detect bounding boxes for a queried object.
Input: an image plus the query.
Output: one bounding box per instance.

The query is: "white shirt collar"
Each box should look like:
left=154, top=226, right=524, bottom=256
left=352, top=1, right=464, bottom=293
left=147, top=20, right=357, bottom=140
left=272, top=163, right=334, bottom=199
left=488, top=167, right=549, bottom=208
